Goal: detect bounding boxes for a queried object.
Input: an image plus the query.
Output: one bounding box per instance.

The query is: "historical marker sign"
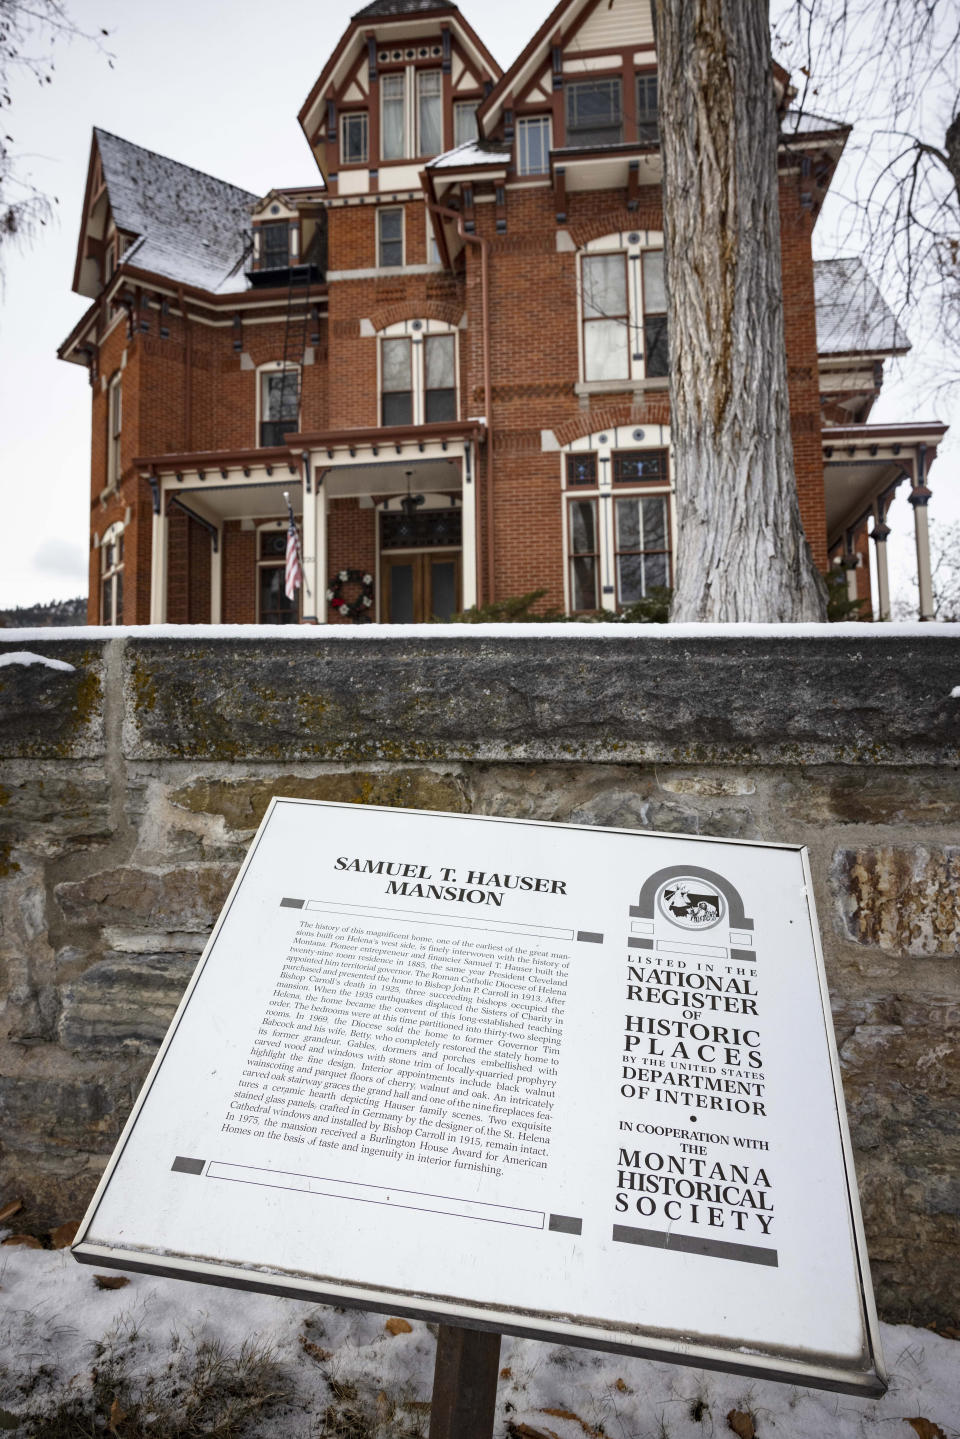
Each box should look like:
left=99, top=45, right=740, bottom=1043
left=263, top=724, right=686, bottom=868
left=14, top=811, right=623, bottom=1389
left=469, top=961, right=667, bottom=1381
left=73, top=800, right=886, bottom=1396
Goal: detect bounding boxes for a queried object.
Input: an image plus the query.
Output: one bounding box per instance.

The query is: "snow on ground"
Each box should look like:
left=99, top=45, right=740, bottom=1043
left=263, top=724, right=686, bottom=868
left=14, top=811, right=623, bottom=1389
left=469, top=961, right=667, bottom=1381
left=0, top=1241, right=956, bottom=1437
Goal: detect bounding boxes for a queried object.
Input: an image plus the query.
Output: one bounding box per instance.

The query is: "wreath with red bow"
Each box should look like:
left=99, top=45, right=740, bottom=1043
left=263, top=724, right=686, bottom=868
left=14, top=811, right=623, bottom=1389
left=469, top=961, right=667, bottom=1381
left=327, top=568, right=375, bottom=622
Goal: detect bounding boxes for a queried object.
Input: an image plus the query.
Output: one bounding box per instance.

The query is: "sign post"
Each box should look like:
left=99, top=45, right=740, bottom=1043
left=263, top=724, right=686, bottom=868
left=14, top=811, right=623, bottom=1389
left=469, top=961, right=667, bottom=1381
left=72, top=800, right=886, bottom=1404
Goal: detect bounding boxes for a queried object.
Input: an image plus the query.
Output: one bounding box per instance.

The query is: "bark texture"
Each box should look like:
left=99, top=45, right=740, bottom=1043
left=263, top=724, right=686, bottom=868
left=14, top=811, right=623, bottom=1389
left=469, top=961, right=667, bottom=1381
left=655, top=0, right=827, bottom=620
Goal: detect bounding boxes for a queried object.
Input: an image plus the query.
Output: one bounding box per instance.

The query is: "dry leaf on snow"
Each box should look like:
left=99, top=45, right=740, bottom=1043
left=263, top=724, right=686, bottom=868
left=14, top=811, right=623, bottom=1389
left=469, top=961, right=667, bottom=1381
left=1, top=1234, right=41, bottom=1249
left=50, top=1221, right=79, bottom=1249
left=384, top=1316, right=412, bottom=1335
left=906, top=1420, right=948, bottom=1439
left=727, top=1410, right=757, bottom=1439
left=94, top=1274, right=131, bottom=1290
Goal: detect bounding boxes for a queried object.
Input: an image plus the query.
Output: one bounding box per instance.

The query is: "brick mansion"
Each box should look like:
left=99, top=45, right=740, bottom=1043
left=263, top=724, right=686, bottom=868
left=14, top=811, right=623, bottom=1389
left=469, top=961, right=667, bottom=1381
left=59, top=0, right=946, bottom=625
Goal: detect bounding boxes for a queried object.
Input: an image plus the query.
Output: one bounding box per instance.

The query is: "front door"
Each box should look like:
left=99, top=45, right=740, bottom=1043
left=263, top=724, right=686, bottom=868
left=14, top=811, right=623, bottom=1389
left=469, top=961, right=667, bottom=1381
left=382, top=551, right=461, bottom=622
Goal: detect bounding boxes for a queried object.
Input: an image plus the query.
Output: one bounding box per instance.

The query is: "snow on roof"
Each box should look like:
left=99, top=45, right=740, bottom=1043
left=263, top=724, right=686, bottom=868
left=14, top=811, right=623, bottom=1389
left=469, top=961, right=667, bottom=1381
left=95, top=128, right=257, bottom=295
left=815, top=257, right=911, bottom=356
left=780, top=107, right=848, bottom=135
left=427, top=139, right=512, bottom=170
left=352, top=0, right=454, bottom=16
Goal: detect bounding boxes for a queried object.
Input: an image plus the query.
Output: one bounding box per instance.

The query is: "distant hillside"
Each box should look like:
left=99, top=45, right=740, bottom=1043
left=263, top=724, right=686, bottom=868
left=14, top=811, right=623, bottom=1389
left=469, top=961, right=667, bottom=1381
left=0, top=597, right=87, bottom=628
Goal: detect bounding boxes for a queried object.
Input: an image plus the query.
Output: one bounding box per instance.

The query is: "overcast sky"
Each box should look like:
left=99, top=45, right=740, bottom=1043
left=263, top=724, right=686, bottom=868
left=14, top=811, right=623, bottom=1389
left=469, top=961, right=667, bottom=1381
left=0, top=0, right=955, bottom=615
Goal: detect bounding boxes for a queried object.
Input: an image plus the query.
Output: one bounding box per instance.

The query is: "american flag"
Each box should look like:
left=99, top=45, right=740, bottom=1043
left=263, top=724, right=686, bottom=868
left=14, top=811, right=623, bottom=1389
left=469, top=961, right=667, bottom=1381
left=284, top=497, right=303, bottom=602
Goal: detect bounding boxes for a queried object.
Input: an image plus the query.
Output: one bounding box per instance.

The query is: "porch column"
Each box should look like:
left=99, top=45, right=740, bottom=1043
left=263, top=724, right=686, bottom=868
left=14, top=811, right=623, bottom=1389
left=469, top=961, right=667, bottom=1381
left=301, top=468, right=318, bottom=622
left=869, top=514, right=891, bottom=621
left=314, top=470, right=328, bottom=623
left=149, top=501, right=168, bottom=624
left=461, top=442, right=478, bottom=609
left=909, top=452, right=934, bottom=620
left=210, top=527, right=223, bottom=624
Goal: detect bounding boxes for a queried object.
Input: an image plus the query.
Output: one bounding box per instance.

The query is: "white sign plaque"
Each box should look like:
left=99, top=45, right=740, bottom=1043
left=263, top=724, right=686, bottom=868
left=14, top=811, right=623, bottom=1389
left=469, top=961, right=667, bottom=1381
left=73, top=800, right=885, bottom=1396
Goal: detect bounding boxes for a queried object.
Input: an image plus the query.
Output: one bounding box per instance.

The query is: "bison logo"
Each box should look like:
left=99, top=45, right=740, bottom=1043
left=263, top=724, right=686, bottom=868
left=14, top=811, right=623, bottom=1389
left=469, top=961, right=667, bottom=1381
left=656, top=876, right=725, bottom=931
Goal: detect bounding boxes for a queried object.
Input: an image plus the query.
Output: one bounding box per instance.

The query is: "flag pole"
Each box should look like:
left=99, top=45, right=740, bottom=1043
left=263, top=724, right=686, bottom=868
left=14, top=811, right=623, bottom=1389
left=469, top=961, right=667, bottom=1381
left=283, top=490, right=311, bottom=600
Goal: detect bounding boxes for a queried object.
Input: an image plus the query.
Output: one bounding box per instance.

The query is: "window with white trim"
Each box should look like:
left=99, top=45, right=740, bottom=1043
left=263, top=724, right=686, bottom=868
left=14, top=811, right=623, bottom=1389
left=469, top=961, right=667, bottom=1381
left=454, top=101, right=478, bottom=147
left=341, top=111, right=368, bottom=165
left=378, top=207, right=404, bottom=267
left=107, top=372, right=122, bottom=486
left=100, top=522, right=124, bottom=625
left=259, top=364, right=300, bottom=446
left=579, top=235, right=668, bottom=383
left=379, top=321, right=459, bottom=427
left=516, top=115, right=551, bottom=175
left=417, top=71, right=442, bottom=155
left=563, top=441, right=673, bottom=613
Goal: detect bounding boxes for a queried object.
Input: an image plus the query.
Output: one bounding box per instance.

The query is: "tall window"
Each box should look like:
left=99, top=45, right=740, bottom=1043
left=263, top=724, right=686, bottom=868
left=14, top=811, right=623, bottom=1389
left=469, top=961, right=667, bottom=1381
left=379, top=323, right=459, bottom=427
left=642, top=250, right=668, bottom=377
left=582, top=253, right=628, bottom=381
left=341, top=111, right=368, bottom=164
left=260, top=221, right=290, bottom=270
left=417, top=71, right=442, bottom=155
left=569, top=499, right=599, bottom=611
left=107, top=372, right=122, bottom=486
left=100, top=524, right=124, bottom=625
left=516, top=116, right=551, bottom=175
left=424, top=334, right=456, bottom=421
left=579, top=239, right=667, bottom=384
left=615, top=495, right=670, bottom=602
left=258, top=528, right=298, bottom=623
left=382, top=338, right=413, bottom=425
left=566, top=79, right=623, bottom=145
left=636, top=74, right=659, bottom=142
left=378, top=208, right=404, bottom=267
left=382, top=73, right=405, bottom=159
left=260, top=367, right=300, bottom=446
left=454, top=102, right=478, bottom=147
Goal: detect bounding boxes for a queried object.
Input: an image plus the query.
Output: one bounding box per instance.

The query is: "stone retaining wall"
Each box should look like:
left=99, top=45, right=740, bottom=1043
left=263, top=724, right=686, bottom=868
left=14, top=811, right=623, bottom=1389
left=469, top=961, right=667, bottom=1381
left=1, top=628, right=958, bottom=1325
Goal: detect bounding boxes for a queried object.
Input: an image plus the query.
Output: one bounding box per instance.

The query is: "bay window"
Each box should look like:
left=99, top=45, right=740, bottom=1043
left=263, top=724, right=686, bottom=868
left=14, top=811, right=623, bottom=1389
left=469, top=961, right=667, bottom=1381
left=642, top=250, right=668, bottom=377
left=564, top=444, right=673, bottom=613
left=107, top=371, right=122, bottom=486
left=378, top=207, right=404, bottom=268
left=582, top=253, right=629, bottom=381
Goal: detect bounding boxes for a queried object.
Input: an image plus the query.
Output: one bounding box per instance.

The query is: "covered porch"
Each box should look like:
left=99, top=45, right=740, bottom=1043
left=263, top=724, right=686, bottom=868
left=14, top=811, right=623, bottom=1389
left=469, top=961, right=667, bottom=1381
left=823, top=422, right=948, bottom=619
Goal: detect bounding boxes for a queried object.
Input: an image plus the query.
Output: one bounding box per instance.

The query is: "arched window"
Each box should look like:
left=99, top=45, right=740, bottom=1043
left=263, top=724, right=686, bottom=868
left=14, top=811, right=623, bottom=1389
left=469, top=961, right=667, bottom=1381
left=100, top=521, right=124, bottom=625
left=578, top=232, right=667, bottom=385
left=378, top=319, right=458, bottom=427
left=258, top=361, right=300, bottom=446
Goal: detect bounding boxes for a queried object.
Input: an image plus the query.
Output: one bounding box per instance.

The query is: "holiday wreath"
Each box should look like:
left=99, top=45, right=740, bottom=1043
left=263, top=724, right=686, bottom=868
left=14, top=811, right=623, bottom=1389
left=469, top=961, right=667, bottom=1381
left=327, top=568, right=375, bottom=622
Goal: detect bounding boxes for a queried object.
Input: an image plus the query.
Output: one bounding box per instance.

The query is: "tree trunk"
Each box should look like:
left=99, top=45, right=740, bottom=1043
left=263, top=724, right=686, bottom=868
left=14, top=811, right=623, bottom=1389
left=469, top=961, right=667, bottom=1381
left=654, top=0, right=827, bottom=621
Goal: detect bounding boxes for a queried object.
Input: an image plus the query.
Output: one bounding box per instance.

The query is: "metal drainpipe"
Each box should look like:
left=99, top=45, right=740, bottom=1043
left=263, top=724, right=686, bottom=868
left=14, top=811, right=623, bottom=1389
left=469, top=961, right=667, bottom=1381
left=426, top=199, right=494, bottom=606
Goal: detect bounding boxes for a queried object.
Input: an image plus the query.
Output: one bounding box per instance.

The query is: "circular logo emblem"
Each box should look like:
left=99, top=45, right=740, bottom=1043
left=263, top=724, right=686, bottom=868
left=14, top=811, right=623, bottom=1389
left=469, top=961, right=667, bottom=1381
left=657, top=876, right=725, bottom=931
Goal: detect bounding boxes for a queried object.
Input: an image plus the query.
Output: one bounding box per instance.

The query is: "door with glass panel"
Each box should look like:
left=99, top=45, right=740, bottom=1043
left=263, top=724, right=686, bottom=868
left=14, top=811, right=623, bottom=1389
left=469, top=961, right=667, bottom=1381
left=382, top=552, right=460, bottom=623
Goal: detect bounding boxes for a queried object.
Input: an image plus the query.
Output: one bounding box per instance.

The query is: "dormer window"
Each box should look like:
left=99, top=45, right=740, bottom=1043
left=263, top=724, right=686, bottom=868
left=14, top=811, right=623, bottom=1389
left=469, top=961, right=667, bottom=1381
left=260, top=221, right=290, bottom=270
left=454, top=102, right=478, bottom=147
left=566, top=79, right=623, bottom=146
left=341, top=111, right=369, bottom=165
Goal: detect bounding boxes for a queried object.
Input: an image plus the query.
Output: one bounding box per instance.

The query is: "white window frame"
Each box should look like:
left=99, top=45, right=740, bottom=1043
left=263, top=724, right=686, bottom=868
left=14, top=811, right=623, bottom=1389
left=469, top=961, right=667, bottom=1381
left=577, top=231, right=666, bottom=388
left=340, top=110, right=369, bottom=166
left=560, top=428, right=675, bottom=614
left=377, top=318, right=460, bottom=429
left=378, top=206, right=405, bottom=268
left=107, top=371, right=122, bottom=487
left=516, top=115, right=552, bottom=175
left=454, top=100, right=479, bottom=148
left=100, top=520, right=125, bottom=625
left=256, top=361, right=301, bottom=447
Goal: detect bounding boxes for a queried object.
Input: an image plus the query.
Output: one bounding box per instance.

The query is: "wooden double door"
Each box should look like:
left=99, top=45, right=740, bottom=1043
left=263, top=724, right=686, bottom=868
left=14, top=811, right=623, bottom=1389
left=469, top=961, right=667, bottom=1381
left=381, top=550, right=461, bottom=623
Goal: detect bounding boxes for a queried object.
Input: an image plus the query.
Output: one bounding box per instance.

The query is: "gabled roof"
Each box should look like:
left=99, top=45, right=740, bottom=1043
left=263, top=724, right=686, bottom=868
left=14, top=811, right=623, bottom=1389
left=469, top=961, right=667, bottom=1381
left=92, top=129, right=257, bottom=294
left=352, top=0, right=453, bottom=16
left=815, top=258, right=911, bottom=357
